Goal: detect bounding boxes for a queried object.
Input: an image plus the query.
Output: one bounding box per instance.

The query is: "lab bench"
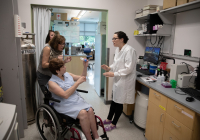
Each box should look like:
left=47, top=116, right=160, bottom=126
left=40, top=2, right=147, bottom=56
left=136, top=71, right=200, bottom=140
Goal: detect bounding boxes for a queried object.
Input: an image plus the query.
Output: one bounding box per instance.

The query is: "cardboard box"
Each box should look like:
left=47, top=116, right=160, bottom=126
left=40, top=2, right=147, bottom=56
left=163, top=0, right=177, bottom=9
left=71, top=17, right=79, bottom=21
left=51, top=13, right=68, bottom=21
left=177, top=0, right=188, bottom=6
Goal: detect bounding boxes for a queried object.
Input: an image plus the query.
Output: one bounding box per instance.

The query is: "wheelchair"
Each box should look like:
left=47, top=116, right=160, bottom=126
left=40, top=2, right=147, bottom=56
left=35, top=89, right=109, bottom=140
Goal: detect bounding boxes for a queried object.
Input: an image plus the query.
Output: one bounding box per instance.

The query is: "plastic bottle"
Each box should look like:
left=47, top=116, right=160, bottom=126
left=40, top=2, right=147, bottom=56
left=80, top=57, right=87, bottom=62
left=161, top=74, right=165, bottom=83
left=157, top=75, right=162, bottom=85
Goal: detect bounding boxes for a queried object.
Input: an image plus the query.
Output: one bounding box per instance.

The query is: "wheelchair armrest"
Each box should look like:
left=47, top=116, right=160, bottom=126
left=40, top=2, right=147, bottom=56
left=44, top=97, right=61, bottom=103
left=76, top=89, right=88, bottom=93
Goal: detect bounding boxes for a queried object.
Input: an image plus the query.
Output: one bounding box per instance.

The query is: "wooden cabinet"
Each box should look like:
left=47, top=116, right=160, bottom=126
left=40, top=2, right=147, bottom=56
left=123, top=103, right=135, bottom=116
left=64, top=56, right=86, bottom=75
left=167, top=98, right=195, bottom=130
left=163, top=128, right=179, bottom=140
left=145, top=101, right=165, bottom=140
left=145, top=88, right=200, bottom=140
left=165, top=114, right=192, bottom=140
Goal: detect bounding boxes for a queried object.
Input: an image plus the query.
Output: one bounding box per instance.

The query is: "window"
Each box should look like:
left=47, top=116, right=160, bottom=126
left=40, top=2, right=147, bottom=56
left=72, top=36, right=95, bottom=49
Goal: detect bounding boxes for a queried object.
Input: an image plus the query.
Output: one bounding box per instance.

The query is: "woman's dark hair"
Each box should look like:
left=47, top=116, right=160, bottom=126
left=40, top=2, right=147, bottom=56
left=45, top=30, right=54, bottom=44
left=49, top=58, right=64, bottom=75
left=49, top=35, right=66, bottom=51
left=114, top=31, right=129, bottom=43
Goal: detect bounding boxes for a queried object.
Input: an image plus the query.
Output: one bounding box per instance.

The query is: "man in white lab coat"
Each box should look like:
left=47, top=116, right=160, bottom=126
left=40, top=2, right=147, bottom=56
left=101, top=31, right=137, bottom=131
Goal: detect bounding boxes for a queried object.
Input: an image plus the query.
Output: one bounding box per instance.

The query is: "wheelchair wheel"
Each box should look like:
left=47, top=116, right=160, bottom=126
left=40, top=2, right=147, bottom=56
left=36, top=104, right=62, bottom=140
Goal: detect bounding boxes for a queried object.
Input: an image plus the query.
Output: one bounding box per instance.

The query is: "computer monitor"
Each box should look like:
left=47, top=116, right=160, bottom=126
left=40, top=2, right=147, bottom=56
left=143, top=47, right=161, bottom=65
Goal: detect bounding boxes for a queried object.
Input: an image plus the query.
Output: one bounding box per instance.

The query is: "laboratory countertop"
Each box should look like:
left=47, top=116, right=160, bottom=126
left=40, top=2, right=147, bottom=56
left=136, top=71, right=200, bottom=115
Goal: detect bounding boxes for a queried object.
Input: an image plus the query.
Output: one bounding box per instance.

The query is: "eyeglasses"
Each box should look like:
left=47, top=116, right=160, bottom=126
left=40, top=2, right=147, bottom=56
left=59, top=43, right=65, bottom=46
left=112, top=38, right=119, bottom=41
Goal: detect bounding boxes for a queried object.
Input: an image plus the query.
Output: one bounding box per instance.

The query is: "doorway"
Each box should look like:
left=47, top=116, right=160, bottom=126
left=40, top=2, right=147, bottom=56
left=32, top=5, right=107, bottom=97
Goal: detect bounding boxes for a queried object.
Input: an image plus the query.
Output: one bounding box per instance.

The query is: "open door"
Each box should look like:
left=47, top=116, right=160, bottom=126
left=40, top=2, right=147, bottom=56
left=94, top=34, right=106, bottom=96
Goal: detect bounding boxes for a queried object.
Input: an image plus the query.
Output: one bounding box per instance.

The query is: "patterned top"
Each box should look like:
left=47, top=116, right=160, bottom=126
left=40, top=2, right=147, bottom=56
left=48, top=72, right=92, bottom=119
left=37, top=44, right=62, bottom=76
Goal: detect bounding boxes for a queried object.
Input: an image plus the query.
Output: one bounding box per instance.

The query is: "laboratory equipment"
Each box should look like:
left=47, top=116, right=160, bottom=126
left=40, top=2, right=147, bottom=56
left=169, top=64, right=188, bottom=81
left=134, top=91, right=149, bottom=129
left=177, top=74, right=196, bottom=88
left=21, top=33, right=37, bottom=124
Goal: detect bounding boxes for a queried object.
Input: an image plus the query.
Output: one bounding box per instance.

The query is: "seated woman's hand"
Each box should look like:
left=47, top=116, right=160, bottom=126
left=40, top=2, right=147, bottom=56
left=101, top=64, right=110, bottom=71
left=64, top=56, right=72, bottom=63
left=77, top=76, right=86, bottom=84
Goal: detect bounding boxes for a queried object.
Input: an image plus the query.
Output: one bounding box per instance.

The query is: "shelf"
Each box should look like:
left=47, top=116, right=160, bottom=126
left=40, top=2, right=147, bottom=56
left=134, top=12, right=158, bottom=20
left=134, top=33, right=170, bottom=36
left=160, top=0, right=200, bottom=14
left=163, top=53, right=200, bottom=62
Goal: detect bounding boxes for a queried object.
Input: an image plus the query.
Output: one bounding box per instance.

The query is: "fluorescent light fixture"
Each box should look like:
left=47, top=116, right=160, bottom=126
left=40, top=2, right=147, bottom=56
left=76, top=10, right=87, bottom=19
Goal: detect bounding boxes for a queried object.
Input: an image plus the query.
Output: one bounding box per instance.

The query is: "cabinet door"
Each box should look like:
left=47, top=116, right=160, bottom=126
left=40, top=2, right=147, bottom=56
left=145, top=101, right=165, bottom=140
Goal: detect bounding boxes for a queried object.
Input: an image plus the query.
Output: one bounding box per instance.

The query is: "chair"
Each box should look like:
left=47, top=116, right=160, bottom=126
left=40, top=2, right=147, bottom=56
left=83, top=48, right=93, bottom=70
left=35, top=88, right=109, bottom=140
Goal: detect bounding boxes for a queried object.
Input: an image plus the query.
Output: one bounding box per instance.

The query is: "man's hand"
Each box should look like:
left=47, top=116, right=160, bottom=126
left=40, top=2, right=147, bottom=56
left=77, top=76, right=86, bottom=84
left=103, top=72, right=114, bottom=77
left=101, top=64, right=110, bottom=71
left=64, top=56, right=72, bottom=63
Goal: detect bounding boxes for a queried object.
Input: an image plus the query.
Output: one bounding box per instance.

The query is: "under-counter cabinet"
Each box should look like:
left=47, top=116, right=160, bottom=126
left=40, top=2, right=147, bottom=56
left=145, top=89, right=200, bottom=140
left=145, top=89, right=167, bottom=140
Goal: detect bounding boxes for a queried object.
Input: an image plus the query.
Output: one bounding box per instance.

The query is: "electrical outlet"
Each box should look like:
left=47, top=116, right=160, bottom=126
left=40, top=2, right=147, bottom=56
left=184, top=49, right=191, bottom=56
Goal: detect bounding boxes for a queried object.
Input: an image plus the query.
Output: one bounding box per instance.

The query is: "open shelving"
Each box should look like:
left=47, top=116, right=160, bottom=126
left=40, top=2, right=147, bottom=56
left=160, top=0, right=200, bottom=14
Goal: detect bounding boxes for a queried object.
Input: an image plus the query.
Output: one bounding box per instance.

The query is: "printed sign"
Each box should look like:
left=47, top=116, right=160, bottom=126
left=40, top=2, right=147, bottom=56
left=56, top=14, right=61, bottom=20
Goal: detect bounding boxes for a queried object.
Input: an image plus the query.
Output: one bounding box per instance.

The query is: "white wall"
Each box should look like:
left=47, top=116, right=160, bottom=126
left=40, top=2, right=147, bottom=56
left=147, top=0, right=163, bottom=5
left=18, top=0, right=147, bottom=101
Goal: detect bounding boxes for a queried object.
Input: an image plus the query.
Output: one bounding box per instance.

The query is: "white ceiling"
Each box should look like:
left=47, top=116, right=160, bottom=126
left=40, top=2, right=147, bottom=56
left=52, top=8, right=100, bottom=22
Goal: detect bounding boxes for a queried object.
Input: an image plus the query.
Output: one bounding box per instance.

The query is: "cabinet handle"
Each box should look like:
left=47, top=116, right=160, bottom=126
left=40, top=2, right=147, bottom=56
left=174, top=105, right=184, bottom=111
left=154, top=93, right=160, bottom=98
left=172, top=121, right=181, bottom=128
left=160, top=113, right=164, bottom=122
left=169, top=137, right=173, bottom=140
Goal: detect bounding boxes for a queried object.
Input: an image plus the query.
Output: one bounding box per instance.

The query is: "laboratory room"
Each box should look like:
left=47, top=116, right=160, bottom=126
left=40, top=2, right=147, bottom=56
left=1, top=0, right=200, bottom=140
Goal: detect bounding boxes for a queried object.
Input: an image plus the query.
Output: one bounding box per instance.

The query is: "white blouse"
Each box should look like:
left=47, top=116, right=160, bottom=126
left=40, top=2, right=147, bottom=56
left=110, top=44, right=137, bottom=104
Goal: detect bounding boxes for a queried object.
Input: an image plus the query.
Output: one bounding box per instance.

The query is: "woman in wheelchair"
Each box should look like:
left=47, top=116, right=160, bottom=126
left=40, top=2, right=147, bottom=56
left=47, top=58, right=103, bottom=140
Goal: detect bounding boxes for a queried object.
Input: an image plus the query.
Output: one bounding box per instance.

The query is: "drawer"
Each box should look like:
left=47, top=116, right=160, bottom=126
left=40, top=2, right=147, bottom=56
left=149, top=88, right=168, bottom=110
left=167, top=98, right=195, bottom=130
left=165, top=114, right=192, bottom=140
left=163, top=128, right=179, bottom=140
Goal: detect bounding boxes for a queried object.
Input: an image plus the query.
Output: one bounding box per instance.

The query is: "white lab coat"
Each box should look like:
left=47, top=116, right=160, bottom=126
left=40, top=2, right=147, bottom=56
left=110, top=44, right=137, bottom=104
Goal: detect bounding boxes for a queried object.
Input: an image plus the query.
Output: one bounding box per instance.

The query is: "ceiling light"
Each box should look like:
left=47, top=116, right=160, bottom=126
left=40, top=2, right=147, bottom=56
left=76, top=10, right=87, bottom=19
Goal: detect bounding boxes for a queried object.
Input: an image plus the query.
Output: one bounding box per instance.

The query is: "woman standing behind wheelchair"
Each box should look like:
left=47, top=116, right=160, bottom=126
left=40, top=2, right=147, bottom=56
left=37, top=34, right=71, bottom=95
left=48, top=58, right=103, bottom=140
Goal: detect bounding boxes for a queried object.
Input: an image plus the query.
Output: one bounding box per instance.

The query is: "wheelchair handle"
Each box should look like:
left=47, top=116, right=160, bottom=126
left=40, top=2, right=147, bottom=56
left=76, top=89, right=88, bottom=93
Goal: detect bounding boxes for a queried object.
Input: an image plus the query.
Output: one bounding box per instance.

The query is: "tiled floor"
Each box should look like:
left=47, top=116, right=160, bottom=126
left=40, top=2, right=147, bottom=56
left=20, top=68, right=147, bottom=140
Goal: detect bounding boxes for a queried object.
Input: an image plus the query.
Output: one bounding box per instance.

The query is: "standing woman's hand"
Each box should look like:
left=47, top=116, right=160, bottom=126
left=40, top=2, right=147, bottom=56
left=58, top=55, right=64, bottom=60
left=64, top=56, right=72, bottom=63
left=101, top=64, right=110, bottom=71
left=103, top=72, right=114, bottom=77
